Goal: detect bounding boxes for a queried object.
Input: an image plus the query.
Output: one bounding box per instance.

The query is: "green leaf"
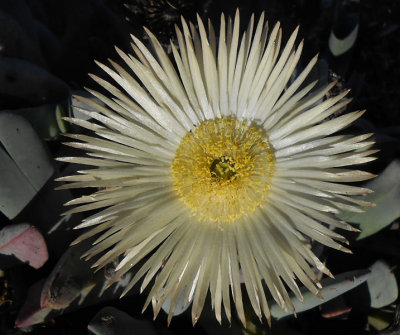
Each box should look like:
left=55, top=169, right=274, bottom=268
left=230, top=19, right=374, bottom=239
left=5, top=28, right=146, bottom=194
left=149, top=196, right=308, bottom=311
left=0, top=57, right=69, bottom=105
left=328, top=23, right=359, bottom=57
left=0, top=145, right=37, bottom=219
left=367, top=260, right=398, bottom=308
left=339, top=160, right=400, bottom=240
left=368, top=309, right=395, bottom=331
left=270, top=268, right=370, bottom=319
left=0, top=113, right=54, bottom=219
left=9, top=99, right=70, bottom=141
left=88, top=307, right=157, bottom=335
left=15, top=279, right=52, bottom=329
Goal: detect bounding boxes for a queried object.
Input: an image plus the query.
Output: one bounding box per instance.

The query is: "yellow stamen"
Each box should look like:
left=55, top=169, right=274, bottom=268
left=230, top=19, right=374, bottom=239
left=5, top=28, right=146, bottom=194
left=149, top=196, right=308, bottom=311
left=171, top=117, right=275, bottom=224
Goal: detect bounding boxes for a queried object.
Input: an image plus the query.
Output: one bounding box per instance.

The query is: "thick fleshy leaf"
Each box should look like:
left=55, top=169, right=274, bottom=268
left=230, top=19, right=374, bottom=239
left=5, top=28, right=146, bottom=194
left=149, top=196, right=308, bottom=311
left=9, top=100, right=70, bottom=140
left=0, top=113, right=54, bottom=219
left=0, top=145, right=36, bottom=219
left=0, top=57, right=69, bottom=106
left=329, top=19, right=359, bottom=57
left=0, top=223, right=48, bottom=269
left=270, top=268, right=370, bottom=319
left=161, top=290, right=191, bottom=317
left=339, top=160, right=400, bottom=239
left=40, top=240, right=98, bottom=310
left=26, top=161, right=86, bottom=258
left=367, top=260, right=398, bottom=308
left=368, top=309, right=395, bottom=331
left=16, top=238, right=139, bottom=328
left=88, top=306, right=157, bottom=335
left=0, top=7, right=44, bottom=67
left=15, top=279, right=52, bottom=329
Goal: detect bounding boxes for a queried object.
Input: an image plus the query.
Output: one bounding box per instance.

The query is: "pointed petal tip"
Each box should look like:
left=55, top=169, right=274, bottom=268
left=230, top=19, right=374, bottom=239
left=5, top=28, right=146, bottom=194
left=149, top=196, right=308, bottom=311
left=119, top=290, right=128, bottom=299
left=54, top=184, right=67, bottom=191
left=92, top=266, right=103, bottom=274
left=114, top=45, right=123, bottom=54
left=104, top=280, right=114, bottom=290
left=341, top=246, right=353, bottom=254
left=107, top=58, right=117, bottom=67
left=329, top=78, right=340, bottom=87
left=180, top=15, right=188, bottom=26
left=341, top=237, right=350, bottom=245
left=266, top=315, right=272, bottom=328
left=324, top=267, right=334, bottom=278
left=69, top=238, right=80, bottom=246
left=94, top=59, right=103, bottom=67
left=360, top=109, right=367, bottom=116
left=71, top=93, right=83, bottom=100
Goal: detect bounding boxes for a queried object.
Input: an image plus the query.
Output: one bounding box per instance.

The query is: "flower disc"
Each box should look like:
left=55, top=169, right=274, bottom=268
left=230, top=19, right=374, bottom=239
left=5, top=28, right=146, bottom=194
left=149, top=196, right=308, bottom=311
left=172, top=117, right=275, bottom=223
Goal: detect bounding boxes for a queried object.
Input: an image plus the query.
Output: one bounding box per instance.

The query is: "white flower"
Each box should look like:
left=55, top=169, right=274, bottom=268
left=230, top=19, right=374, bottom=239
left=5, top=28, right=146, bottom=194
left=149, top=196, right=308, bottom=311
left=57, top=11, right=377, bottom=327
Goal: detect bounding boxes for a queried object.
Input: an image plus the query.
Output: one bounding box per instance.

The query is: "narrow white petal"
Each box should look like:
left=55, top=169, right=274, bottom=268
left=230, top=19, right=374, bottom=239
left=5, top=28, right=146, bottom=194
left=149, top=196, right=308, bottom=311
left=272, top=110, right=366, bottom=150
left=57, top=12, right=375, bottom=328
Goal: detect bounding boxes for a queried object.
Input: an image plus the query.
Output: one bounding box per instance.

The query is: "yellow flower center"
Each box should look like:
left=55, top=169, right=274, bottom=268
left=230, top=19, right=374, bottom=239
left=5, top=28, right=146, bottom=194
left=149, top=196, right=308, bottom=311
left=171, top=117, right=275, bottom=224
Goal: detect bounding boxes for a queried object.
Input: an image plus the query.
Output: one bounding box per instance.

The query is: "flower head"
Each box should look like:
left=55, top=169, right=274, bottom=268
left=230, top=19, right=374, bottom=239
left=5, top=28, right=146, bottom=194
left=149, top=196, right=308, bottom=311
left=58, top=11, right=377, bottom=327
